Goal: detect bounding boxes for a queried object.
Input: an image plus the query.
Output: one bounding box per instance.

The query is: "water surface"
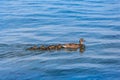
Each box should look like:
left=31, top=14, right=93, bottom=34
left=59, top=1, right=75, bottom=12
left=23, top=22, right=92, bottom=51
left=0, top=0, right=120, bottom=80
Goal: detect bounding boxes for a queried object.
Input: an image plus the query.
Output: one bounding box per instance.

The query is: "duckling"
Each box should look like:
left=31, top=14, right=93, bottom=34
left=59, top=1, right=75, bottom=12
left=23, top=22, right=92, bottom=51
left=39, top=45, right=47, bottom=50
left=56, top=44, right=63, bottom=50
left=46, top=44, right=62, bottom=50
left=63, top=38, right=85, bottom=49
left=27, top=45, right=37, bottom=50
left=47, top=45, right=56, bottom=50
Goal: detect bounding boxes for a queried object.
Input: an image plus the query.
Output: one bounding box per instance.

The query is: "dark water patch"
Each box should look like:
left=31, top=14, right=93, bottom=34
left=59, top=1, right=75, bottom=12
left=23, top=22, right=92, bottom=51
left=88, top=42, right=120, bottom=50
left=101, top=34, right=120, bottom=39
left=98, top=59, right=120, bottom=66
left=0, top=44, right=9, bottom=47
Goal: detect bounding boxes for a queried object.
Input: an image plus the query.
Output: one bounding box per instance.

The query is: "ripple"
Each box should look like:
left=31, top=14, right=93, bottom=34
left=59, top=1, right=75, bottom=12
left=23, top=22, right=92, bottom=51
left=0, top=0, right=120, bottom=80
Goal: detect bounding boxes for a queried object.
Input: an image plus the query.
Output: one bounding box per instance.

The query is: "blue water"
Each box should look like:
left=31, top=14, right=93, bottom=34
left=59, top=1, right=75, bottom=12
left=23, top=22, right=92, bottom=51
left=0, top=0, right=120, bottom=80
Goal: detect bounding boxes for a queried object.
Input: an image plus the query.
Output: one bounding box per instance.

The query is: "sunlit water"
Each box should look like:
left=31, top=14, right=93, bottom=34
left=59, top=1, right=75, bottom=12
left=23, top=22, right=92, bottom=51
left=0, top=0, right=120, bottom=80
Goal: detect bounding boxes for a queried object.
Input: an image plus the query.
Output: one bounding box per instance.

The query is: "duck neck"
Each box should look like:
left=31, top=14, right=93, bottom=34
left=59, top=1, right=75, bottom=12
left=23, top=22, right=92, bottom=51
left=79, top=41, right=83, bottom=45
left=80, top=41, right=83, bottom=45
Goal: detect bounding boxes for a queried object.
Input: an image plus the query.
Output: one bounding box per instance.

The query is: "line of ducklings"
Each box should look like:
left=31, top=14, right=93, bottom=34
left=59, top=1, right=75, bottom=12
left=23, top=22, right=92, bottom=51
left=27, top=44, right=63, bottom=51
left=26, top=38, right=85, bottom=52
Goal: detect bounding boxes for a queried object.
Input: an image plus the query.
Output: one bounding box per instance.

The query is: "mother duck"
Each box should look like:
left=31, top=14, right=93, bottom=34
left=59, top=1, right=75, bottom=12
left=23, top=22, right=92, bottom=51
left=62, top=38, right=85, bottom=49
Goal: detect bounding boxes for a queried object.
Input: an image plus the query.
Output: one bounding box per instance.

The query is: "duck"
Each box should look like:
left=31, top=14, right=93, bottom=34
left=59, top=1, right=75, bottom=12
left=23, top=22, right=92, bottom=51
left=27, top=45, right=37, bottom=50
left=62, top=38, right=85, bottom=49
left=47, top=44, right=63, bottom=50
left=47, top=45, right=55, bottom=50
left=38, top=45, right=47, bottom=50
left=56, top=44, right=63, bottom=50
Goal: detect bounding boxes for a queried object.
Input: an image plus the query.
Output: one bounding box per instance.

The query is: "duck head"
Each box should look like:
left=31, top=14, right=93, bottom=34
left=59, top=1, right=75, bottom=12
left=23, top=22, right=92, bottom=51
left=79, top=38, right=85, bottom=45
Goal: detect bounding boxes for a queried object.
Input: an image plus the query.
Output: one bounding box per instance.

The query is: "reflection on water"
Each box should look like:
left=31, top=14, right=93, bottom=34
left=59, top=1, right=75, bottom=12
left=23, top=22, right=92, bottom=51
left=0, top=0, right=120, bottom=80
